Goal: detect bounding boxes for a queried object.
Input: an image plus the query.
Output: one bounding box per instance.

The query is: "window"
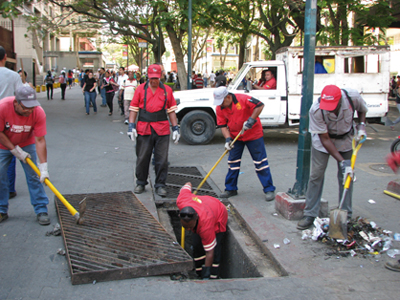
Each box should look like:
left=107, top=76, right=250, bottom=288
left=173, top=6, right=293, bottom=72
left=344, top=54, right=380, bottom=74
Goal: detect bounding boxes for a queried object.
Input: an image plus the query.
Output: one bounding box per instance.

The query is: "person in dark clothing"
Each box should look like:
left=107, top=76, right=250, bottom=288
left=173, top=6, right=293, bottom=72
left=59, top=71, right=67, bottom=100
left=215, top=70, right=227, bottom=87
left=82, top=71, right=97, bottom=115
left=44, top=71, right=54, bottom=100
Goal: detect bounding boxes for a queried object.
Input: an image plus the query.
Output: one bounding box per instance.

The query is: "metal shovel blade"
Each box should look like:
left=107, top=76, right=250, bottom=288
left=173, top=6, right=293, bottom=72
left=77, top=197, right=87, bottom=225
left=328, top=208, right=348, bottom=239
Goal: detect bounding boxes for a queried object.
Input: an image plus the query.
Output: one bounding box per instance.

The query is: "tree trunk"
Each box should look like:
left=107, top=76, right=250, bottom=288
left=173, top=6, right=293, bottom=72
left=165, top=25, right=187, bottom=90
left=238, top=33, right=247, bottom=69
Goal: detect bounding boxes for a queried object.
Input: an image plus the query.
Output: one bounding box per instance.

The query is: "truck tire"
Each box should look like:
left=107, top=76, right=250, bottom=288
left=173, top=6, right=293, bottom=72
left=180, top=110, right=216, bottom=145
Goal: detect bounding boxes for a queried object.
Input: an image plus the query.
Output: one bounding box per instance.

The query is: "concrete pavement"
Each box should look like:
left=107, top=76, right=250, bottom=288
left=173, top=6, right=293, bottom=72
left=0, top=85, right=399, bottom=299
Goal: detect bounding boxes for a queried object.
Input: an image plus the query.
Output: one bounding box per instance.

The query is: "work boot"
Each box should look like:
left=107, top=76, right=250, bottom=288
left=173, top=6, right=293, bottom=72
left=265, top=191, right=275, bottom=202
left=219, top=190, right=238, bottom=198
left=385, top=260, right=400, bottom=272
left=0, top=213, right=9, bottom=223
left=134, top=185, right=145, bottom=194
left=9, top=191, right=17, bottom=199
left=37, top=212, right=50, bottom=226
left=296, top=216, right=315, bottom=230
left=156, top=187, right=167, bottom=197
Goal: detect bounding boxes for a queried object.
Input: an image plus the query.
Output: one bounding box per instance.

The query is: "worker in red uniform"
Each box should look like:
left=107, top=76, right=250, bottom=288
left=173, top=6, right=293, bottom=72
left=252, top=70, right=276, bottom=90
left=214, top=86, right=276, bottom=201
left=128, top=64, right=179, bottom=197
left=177, top=182, right=228, bottom=279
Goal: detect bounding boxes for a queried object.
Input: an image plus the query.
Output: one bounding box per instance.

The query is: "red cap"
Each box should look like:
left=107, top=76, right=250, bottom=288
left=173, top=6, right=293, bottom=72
left=320, top=85, right=342, bottom=111
left=147, top=64, right=162, bottom=79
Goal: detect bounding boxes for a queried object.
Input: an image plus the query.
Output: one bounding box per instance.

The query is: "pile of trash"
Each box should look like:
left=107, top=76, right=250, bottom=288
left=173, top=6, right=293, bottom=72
left=302, top=217, right=400, bottom=258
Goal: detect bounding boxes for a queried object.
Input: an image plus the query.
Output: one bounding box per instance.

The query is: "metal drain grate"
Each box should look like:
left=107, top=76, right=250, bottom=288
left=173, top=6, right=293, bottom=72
left=150, top=166, right=222, bottom=204
left=56, top=191, right=193, bottom=285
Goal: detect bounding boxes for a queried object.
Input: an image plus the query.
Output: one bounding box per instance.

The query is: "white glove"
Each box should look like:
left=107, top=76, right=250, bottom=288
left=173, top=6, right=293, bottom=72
left=356, top=128, right=367, bottom=143
left=172, top=126, right=180, bottom=144
left=10, top=145, right=31, bottom=163
left=39, top=162, right=49, bottom=183
left=225, top=137, right=234, bottom=151
left=127, top=123, right=137, bottom=142
left=340, top=160, right=353, bottom=182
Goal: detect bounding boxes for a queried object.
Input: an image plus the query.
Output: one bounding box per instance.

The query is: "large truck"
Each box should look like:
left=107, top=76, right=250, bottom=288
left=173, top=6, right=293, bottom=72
left=174, top=46, right=390, bottom=145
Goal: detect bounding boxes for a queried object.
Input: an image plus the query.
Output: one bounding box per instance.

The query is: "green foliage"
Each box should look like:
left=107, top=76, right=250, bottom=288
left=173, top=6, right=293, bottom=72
left=0, top=0, right=25, bottom=19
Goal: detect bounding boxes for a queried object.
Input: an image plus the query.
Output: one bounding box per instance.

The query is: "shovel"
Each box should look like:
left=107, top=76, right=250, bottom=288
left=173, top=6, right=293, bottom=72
left=329, top=138, right=364, bottom=239
left=181, top=130, right=243, bottom=247
left=26, top=157, right=86, bottom=225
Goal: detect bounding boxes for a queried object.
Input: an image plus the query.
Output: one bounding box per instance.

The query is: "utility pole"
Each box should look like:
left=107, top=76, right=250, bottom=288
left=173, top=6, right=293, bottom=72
left=187, top=0, right=192, bottom=90
left=288, top=0, right=317, bottom=199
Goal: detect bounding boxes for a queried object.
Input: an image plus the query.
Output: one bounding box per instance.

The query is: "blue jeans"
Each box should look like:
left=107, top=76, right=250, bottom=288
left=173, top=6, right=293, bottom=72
left=225, top=137, right=275, bottom=193
left=204, top=78, right=208, bottom=87
left=85, top=91, right=97, bottom=114
left=7, top=156, right=16, bottom=193
left=100, top=87, right=106, bottom=106
left=0, top=144, right=49, bottom=214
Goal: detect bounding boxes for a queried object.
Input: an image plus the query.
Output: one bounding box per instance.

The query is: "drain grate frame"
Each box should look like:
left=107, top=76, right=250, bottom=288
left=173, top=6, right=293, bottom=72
left=150, top=166, right=223, bottom=204
left=56, top=191, right=193, bottom=285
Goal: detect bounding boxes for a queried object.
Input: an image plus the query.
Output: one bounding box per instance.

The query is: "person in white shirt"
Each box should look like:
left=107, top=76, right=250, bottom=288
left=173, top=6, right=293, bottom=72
left=209, top=71, right=216, bottom=87
left=117, top=67, right=129, bottom=116
left=121, top=71, right=138, bottom=124
left=203, top=71, right=209, bottom=88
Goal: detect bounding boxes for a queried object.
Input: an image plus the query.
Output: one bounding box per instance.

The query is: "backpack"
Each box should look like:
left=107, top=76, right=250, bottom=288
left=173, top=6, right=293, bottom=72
left=59, top=75, right=65, bottom=84
left=45, top=75, right=53, bottom=84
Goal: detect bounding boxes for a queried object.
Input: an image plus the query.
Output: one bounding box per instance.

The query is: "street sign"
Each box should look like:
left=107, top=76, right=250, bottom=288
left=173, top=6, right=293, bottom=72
left=139, top=42, right=147, bottom=48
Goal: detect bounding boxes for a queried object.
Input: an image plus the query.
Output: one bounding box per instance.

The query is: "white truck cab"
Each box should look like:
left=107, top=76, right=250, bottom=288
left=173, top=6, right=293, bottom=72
left=174, top=46, right=390, bottom=145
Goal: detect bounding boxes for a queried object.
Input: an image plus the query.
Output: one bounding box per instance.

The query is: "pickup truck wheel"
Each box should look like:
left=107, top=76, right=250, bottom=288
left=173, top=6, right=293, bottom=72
left=180, top=110, right=216, bottom=145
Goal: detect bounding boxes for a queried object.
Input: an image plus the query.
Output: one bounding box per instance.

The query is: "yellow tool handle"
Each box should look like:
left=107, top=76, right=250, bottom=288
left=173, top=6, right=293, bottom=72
left=344, top=139, right=363, bottom=190
left=26, top=157, right=78, bottom=217
left=384, top=190, right=400, bottom=200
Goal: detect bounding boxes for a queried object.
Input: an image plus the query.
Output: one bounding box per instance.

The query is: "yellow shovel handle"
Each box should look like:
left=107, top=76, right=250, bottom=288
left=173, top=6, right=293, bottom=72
left=26, top=157, right=78, bottom=218
left=344, top=139, right=363, bottom=189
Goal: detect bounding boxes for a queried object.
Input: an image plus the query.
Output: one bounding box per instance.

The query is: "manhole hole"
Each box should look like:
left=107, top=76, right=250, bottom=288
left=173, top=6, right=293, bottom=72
left=150, top=166, right=222, bottom=204
left=157, top=207, right=285, bottom=280
left=56, top=191, right=193, bottom=285
left=369, top=163, right=393, bottom=174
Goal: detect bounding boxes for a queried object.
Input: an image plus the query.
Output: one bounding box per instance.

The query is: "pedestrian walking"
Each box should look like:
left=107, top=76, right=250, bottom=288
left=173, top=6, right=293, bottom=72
left=98, top=68, right=107, bottom=107
left=121, top=71, right=137, bottom=124
left=59, top=70, right=67, bottom=100
left=203, top=71, right=209, bottom=88
left=0, top=86, right=51, bottom=225
left=117, top=67, right=128, bottom=116
left=213, top=86, right=276, bottom=201
left=127, top=64, right=180, bottom=196
left=82, top=71, right=97, bottom=115
left=67, top=70, right=74, bottom=88
left=103, top=70, right=118, bottom=116
left=296, top=85, right=368, bottom=230
left=209, top=71, right=216, bottom=87
left=44, top=71, right=54, bottom=100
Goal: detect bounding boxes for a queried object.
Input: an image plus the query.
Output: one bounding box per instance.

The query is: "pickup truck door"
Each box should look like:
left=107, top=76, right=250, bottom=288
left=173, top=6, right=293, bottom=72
left=248, top=88, right=282, bottom=125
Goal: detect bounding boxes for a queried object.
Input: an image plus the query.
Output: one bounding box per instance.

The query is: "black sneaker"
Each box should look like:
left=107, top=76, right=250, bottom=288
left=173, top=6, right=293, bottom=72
left=219, top=190, right=238, bottom=198
left=37, top=212, right=50, bottom=226
left=296, top=216, right=315, bottom=230
left=134, top=185, right=145, bottom=194
left=9, top=191, right=17, bottom=199
left=0, top=213, right=9, bottom=223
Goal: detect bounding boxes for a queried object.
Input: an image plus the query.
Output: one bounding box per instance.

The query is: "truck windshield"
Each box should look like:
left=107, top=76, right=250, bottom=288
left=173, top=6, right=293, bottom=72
left=228, top=64, right=248, bottom=90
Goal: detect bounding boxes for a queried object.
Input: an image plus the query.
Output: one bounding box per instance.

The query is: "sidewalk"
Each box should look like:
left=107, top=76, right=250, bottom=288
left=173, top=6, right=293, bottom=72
left=0, top=86, right=399, bottom=300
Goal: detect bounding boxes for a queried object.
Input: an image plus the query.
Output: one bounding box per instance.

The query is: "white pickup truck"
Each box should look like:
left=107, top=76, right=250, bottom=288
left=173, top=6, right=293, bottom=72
left=174, top=46, right=390, bottom=145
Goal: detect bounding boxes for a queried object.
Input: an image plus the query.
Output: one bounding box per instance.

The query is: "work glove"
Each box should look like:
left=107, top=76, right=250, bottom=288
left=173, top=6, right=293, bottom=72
left=10, top=145, right=31, bottom=163
left=225, top=137, right=234, bottom=151
left=340, top=160, right=353, bottom=182
left=172, top=125, right=180, bottom=144
left=39, top=162, right=49, bottom=183
left=243, top=117, right=256, bottom=131
left=201, top=265, right=211, bottom=280
left=127, top=123, right=137, bottom=142
left=356, top=125, right=367, bottom=143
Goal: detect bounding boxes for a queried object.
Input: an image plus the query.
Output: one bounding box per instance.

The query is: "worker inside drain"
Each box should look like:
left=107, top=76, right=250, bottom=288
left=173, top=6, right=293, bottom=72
left=177, top=182, right=228, bottom=280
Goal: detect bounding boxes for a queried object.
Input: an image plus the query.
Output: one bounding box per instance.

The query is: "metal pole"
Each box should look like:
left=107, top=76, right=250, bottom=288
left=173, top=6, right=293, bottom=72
left=288, top=0, right=317, bottom=199
left=187, top=0, right=192, bottom=90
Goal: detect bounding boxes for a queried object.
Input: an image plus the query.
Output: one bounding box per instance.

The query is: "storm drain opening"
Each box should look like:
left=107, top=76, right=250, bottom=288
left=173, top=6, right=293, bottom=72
left=157, top=206, right=287, bottom=280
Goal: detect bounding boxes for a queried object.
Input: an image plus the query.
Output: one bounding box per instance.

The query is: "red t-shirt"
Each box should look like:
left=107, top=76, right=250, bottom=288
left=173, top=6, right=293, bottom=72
left=176, top=184, right=228, bottom=251
left=129, top=83, right=177, bottom=136
left=0, top=97, right=47, bottom=150
left=263, top=77, right=276, bottom=89
left=216, top=93, right=263, bottom=142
